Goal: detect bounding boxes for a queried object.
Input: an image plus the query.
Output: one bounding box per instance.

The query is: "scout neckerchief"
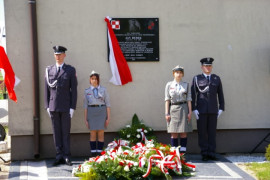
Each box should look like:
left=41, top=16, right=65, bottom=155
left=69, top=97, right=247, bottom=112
left=91, top=85, right=100, bottom=99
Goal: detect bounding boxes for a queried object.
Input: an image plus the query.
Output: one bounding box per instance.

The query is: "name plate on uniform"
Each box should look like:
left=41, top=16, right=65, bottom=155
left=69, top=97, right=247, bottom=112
left=108, top=18, right=159, bottom=61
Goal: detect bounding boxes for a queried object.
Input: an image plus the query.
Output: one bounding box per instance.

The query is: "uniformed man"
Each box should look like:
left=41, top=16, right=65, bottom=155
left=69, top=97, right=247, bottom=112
left=44, top=46, right=77, bottom=166
left=191, top=57, right=225, bottom=161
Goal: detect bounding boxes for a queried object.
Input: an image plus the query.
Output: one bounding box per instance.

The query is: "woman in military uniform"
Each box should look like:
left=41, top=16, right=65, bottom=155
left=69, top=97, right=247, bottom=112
left=84, top=71, right=111, bottom=157
left=165, top=65, right=192, bottom=154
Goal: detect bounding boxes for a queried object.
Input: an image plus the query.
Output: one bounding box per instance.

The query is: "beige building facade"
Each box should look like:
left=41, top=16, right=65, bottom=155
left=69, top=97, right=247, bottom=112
left=4, top=0, right=270, bottom=160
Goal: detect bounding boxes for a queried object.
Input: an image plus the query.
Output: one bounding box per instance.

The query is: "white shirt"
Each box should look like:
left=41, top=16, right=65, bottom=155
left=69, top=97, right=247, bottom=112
left=56, top=63, right=64, bottom=71
left=203, top=73, right=211, bottom=80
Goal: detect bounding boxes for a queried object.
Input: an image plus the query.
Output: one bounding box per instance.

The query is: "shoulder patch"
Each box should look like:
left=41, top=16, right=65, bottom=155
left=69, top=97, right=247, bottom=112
left=212, top=74, right=220, bottom=79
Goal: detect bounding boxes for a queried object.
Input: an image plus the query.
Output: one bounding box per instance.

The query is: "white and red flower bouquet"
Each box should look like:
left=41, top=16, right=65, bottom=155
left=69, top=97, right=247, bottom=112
left=72, top=114, right=196, bottom=179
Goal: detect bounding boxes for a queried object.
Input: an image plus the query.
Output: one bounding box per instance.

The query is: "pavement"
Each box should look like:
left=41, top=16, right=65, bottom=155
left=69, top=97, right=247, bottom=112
left=0, top=99, right=256, bottom=180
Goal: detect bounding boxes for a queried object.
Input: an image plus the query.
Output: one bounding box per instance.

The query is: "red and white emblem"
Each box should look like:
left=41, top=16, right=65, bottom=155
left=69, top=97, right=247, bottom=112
left=111, top=20, right=120, bottom=30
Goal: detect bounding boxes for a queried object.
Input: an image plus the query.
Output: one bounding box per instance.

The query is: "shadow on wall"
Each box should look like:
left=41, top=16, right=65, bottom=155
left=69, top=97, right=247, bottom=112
left=0, top=108, right=7, bottom=119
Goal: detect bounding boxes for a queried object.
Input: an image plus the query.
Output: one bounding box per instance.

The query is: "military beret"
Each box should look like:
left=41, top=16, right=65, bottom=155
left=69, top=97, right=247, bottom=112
left=172, top=65, right=184, bottom=72
left=90, top=70, right=99, bottom=77
left=200, top=57, right=214, bottom=65
left=53, top=46, right=67, bottom=54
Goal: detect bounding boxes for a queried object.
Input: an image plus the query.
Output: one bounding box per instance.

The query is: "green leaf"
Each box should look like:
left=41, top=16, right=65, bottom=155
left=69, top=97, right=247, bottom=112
left=131, top=114, right=141, bottom=126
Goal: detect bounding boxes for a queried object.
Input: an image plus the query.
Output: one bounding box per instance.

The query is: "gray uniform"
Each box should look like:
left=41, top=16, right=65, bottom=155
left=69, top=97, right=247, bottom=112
left=84, top=85, right=110, bottom=130
left=165, top=80, right=192, bottom=133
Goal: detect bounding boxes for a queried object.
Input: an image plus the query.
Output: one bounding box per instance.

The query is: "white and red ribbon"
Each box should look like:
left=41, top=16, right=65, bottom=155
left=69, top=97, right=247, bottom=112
left=105, top=16, right=132, bottom=86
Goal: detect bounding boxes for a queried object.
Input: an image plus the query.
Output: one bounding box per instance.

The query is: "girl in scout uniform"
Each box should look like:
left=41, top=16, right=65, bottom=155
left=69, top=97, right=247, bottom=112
left=84, top=71, right=111, bottom=157
left=165, top=65, right=192, bottom=153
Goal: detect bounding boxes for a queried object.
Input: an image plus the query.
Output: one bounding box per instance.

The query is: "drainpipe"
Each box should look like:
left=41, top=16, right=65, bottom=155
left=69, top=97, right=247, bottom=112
left=29, top=0, right=40, bottom=159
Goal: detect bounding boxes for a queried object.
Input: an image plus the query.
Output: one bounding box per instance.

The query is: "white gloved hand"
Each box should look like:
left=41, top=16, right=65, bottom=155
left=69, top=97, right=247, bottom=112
left=70, top=108, right=74, bottom=118
left=47, top=108, right=51, bottom=117
left=193, top=110, right=199, bottom=120
left=218, top=109, right=223, bottom=118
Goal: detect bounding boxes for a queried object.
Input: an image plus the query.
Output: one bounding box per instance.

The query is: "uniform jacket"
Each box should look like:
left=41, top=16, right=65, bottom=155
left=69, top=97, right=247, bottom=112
left=191, top=74, right=224, bottom=114
left=45, top=63, right=77, bottom=112
left=165, top=80, right=192, bottom=103
left=83, top=85, right=111, bottom=109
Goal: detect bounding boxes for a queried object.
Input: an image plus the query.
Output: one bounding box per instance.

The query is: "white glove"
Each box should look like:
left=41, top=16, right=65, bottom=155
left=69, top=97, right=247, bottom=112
left=218, top=109, right=223, bottom=118
left=193, top=110, right=199, bottom=120
left=47, top=108, right=51, bottom=117
left=70, top=108, right=74, bottom=118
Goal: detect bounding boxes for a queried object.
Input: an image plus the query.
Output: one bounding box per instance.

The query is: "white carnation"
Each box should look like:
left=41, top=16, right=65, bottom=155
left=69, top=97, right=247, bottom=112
left=82, top=164, right=91, bottom=173
left=127, top=134, right=130, bottom=138
left=136, top=134, right=141, bottom=138
left=124, top=165, right=130, bottom=171
left=159, top=147, right=165, bottom=150
left=144, top=130, right=148, bottom=133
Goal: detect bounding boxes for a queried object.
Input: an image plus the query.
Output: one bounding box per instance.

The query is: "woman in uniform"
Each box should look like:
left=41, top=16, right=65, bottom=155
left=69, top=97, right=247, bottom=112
left=84, top=71, right=111, bottom=157
left=165, top=65, right=192, bottom=154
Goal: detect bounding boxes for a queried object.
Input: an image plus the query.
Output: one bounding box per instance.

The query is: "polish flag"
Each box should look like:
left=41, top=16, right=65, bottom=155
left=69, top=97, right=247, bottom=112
left=105, top=16, right=132, bottom=85
left=0, top=46, right=20, bottom=102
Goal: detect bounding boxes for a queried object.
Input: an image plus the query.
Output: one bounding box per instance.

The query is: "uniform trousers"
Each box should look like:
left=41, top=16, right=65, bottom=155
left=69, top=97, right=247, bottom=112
left=50, top=111, right=71, bottom=160
left=197, top=113, right=217, bottom=156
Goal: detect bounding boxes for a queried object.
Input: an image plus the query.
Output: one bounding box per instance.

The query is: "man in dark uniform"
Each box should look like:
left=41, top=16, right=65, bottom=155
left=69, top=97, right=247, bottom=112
left=45, top=46, right=77, bottom=166
left=191, top=57, right=225, bottom=161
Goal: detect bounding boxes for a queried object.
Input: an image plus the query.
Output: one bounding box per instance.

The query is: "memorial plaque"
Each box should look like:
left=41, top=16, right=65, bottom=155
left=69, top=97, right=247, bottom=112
left=108, top=18, right=159, bottom=61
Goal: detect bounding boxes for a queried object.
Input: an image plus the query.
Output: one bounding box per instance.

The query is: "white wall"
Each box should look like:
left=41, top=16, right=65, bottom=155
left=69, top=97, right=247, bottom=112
left=5, top=0, right=270, bottom=136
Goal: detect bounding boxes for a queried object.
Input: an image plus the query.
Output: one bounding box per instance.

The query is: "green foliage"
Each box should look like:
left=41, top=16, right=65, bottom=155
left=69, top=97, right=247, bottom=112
left=118, top=114, right=156, bottom=145
left=150, top=166, right=164, bottom=177
left=84, top=158, right=145, bottom=180
left=265, top=144, right=270, bottom=161
left=132, top=114, right=141, bottom=126
left=74, top=163, right=102, bottom=180
left=246, top=162, right=270, bottom=180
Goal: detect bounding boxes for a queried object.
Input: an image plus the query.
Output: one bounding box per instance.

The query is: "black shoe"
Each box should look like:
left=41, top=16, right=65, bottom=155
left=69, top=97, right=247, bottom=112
left=53, top=158, right=64, bottom=166
left=208, top=155, right=218, bottom=161
left=202, top=155, right=208, bottom=161
left=64, top=158, right=72, bottom=166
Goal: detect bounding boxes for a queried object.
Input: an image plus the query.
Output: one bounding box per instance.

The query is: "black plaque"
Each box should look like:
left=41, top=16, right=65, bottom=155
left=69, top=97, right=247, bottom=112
left=108, top=18, right=159, bottom=61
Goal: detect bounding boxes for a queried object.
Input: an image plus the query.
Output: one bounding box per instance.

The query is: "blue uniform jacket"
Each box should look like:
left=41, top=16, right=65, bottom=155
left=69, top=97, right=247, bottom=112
left=45, top=63, right=77, bottom=112
left=191, top=74, right=224, bottom=114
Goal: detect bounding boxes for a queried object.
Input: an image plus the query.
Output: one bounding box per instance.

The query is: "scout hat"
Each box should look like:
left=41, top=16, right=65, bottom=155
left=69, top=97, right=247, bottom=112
left=172, top=65, right=184, bottom=72
left=200, top=57, right=214, bottom=65
left=53, top=46, right=67, bottom=54
left=90, top=70, right=99, bottom=77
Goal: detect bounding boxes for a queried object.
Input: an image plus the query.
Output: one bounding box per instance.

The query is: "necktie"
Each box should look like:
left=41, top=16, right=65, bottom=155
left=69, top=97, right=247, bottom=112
left=55, top=67, right=60, bottom=78
left=93, top=88, right=98, bottom=98
left=207, top=76, right=210, bottom=83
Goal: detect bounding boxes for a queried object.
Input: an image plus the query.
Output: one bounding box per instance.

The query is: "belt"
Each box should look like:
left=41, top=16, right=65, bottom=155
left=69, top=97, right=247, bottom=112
left=171, top=101, right=186, bottom=105
left=88, top=104, right=106, bottom=107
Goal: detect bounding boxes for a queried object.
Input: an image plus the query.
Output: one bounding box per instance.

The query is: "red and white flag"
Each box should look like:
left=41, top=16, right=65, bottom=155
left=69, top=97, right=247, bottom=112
left=0, top=46, right=20, bottom=102
left=105, top=16, right=132, bottom=85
